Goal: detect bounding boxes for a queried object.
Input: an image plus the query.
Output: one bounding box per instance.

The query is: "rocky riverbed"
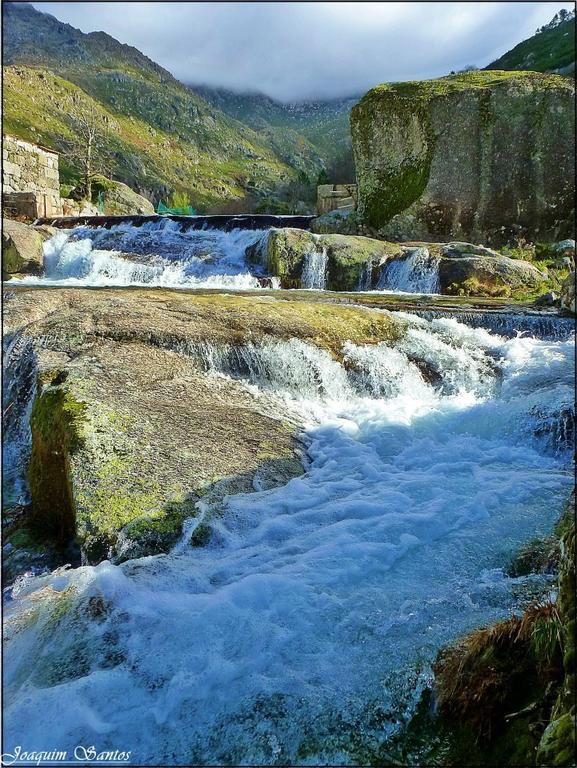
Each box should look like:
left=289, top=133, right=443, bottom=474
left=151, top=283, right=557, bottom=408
left=1, top=217, right=575, bottom=766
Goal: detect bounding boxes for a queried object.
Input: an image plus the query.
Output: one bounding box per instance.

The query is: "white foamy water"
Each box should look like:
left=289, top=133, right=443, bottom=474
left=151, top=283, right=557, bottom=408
left=19, top=223, right=270, bottom=289
left=301, top=247, right=328, bottom=290
left=3, top=317, right=574, bottom=765
left=378, top=247, right=440, bottom=293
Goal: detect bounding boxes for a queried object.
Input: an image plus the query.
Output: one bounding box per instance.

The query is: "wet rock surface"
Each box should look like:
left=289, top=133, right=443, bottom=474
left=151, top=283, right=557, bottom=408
left=3, top=287, right=403, bottom=565
left=2, top=217, right=44, bottom=276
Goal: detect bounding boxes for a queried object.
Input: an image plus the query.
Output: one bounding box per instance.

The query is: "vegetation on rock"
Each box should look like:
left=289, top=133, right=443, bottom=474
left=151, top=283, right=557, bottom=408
left=351, top=71, right=575, bottom=245
left=6, top=287, right=404, bottom=563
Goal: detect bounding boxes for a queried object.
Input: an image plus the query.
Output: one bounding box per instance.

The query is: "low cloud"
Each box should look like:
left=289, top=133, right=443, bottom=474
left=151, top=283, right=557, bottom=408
left=32, top=1, right=574, bottom=101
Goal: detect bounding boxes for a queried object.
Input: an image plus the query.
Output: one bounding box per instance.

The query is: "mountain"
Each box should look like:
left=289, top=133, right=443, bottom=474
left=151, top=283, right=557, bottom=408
left=486, top=9, right=575, bottom=74
left=194, top=86, right=358, bottom=182
left=1, top=2, right=331, bottom=211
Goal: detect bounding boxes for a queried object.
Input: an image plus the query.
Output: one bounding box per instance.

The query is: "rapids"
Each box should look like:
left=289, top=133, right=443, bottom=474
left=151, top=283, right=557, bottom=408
left=19, top=222, right=445, bottom=293
left=21, top=222, right=271, bottom=289
left=3, top=313, right=574, bottom=765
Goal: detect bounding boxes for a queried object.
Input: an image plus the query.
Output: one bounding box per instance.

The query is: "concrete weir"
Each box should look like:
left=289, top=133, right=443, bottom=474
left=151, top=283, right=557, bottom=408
left=34, top=213, right=317, bottom=231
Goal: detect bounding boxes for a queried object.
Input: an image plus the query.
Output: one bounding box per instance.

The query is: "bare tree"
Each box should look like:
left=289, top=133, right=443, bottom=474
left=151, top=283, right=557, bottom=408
left=64, top=109, right=113, bottom=201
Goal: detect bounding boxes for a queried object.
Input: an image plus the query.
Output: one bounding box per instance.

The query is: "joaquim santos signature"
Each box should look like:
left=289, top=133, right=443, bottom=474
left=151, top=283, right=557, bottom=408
left=1, top=746, right=131, bottom=766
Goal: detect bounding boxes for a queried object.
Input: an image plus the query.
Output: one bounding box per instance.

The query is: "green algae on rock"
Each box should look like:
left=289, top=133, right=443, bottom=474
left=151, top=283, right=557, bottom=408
left=351, top=71, right=575, bottom=245
left=260, top=228, right=403, bottom=291
left=6, top=288, right=404, bottom=564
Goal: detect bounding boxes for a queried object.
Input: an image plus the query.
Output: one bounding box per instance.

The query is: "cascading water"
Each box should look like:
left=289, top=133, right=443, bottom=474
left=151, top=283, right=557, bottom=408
left=377, top=247, right=440, bottom=293
left=21, top=222, right=271, bottom=289
left=3, top=316, right=574, bottom=765
left=301, top=247, right=328, bottom=289
left=413, top=308, right=576, bottom=341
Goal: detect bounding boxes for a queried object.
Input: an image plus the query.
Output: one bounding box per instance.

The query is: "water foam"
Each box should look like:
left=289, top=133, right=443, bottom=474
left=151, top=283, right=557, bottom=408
left=3, top=317, right=574, bottom=764
left=377, top=247, right=440, bottom=293
left=21, top=223, right=269, bottom=289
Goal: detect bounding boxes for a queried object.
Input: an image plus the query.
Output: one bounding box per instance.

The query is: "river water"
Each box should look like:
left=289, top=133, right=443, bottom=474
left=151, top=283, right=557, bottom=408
left=16, top=221, right=442, bottom=292
left=3, top=288, right=574, bottom=763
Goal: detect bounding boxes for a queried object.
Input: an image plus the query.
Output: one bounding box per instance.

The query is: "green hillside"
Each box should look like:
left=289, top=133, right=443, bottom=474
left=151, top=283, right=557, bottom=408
left=195, top=86, right=358, bottom=182
left=2, top=2, right=326, bottom=211
left=486, top=10, right=575, bottom=74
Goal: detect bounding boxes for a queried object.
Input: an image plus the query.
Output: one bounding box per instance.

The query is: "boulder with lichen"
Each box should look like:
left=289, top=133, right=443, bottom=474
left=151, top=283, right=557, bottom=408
left=351, top=71, right=575, bottom=245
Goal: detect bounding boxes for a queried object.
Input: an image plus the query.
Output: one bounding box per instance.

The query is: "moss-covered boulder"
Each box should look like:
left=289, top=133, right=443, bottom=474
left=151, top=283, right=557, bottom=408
left=2, top=218, right=44, bottom=277
left=6, top=288, right=403, bottom=564
left=91, top=175, right=155, bottom=215
left=262, top=229, right=546, bottom=296
left=351, top=71, right=575, bottom=245
left=261, top=228, right=402, bottom=290
left=439, top=251, right=547, bottom=296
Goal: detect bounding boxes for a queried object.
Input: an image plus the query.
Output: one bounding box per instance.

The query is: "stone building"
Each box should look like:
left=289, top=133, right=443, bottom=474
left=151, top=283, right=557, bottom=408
left=3, top=134, right=63, bottom=217
left=316, top=184, right=357, bottom=215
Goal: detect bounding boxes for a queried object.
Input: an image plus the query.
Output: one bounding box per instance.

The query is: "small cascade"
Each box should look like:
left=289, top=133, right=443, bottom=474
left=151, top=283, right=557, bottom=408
left=24, top=223, right=273, bottom=289
left=185, top=338, right=353, bottom=400
left=412, top=309, right=576, bottom=341
left=301, top=247, right=328, bottom=289
left=378, top=247, right=440, bottom=293
left=356, top=260, right=373, bottom=291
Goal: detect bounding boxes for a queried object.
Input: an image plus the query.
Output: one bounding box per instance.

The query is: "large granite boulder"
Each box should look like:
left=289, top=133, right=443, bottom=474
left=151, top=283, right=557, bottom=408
left=92, top=175, right=155, bottom=215
left=261, top=229, right=547, bottom=296
left=351, top=71, right=575, bottom=245
left=2, top=218, right=44, bottom=277
left=257, top=228, right=402, bottom=290
left=438, top=248, right=546, bottom=296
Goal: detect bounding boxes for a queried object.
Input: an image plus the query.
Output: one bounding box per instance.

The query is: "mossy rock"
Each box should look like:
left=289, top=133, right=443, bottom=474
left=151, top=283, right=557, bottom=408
left=2, top=218, right=44, bottom=278
left=264, top=228, right=402, bottom=290
left=90, top=174, right=155, bottom=215
left=536, top=713, right=576, bottom=766
left=351, top=71, right=575, bottom=245
left=9, top=288, right=404, bottom=564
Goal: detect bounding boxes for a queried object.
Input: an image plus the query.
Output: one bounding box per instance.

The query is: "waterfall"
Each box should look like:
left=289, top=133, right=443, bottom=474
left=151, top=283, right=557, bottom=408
left=356, top=260, right=373, bottom=291
left=189, top=338, right=351, bottom=400
left=23, top=223, right=272, bottom=289
left=378, top=247, right=440, bottom=293
left=301, top=247, right=328, bottom=289
left=3, top=315, right=574, bottom=765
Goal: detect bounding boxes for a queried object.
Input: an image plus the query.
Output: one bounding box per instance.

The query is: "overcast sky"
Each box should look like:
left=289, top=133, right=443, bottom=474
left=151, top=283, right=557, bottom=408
left=30, top=1, right=574, bottom=101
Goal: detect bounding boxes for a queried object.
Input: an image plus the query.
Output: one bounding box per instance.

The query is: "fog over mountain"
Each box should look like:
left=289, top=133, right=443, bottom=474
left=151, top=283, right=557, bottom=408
left=30, top=1, right=574, bottom=101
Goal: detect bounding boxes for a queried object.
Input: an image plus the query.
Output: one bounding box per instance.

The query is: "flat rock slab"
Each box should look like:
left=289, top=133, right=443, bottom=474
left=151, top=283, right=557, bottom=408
left=4, top=288, right=402, bottom=565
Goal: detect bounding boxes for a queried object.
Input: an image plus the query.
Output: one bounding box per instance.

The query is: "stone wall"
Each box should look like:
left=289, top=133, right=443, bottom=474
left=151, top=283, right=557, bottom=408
left=2, top=134, right=62, bottom=216
left=317, top=184, right=357, bottom=215
left=351, top=71, right=575, bottom=245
